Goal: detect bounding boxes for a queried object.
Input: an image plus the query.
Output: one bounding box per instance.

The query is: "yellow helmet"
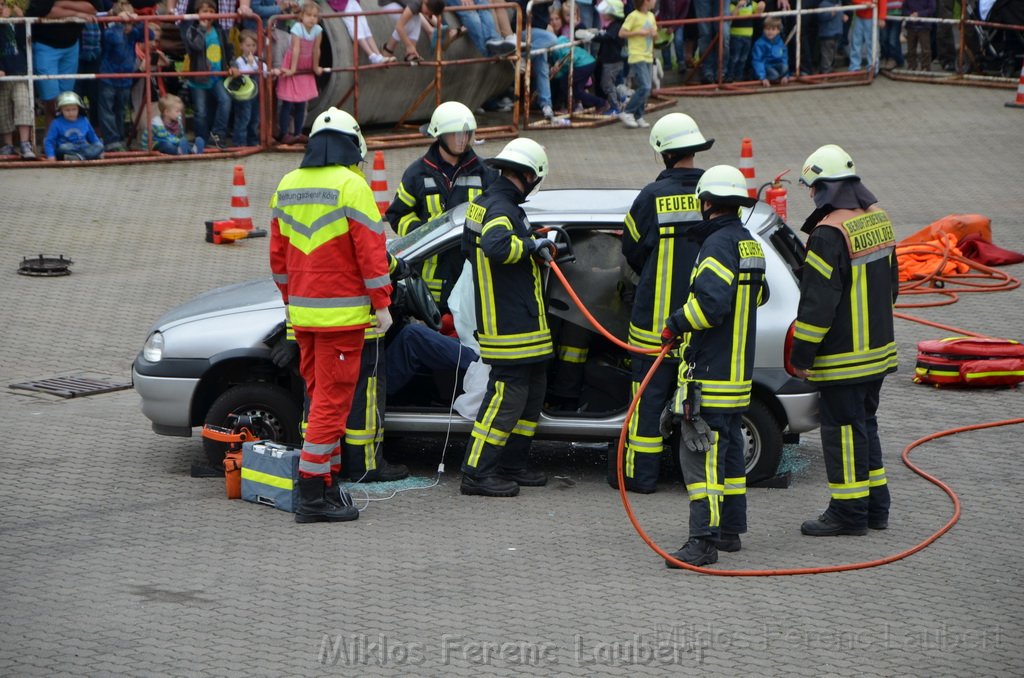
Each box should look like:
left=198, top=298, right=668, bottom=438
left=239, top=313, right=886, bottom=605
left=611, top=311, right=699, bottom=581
left=649, top=113, right=714, bottom=155
left=427, top=101, right=477, bottom=138
left=696, top=165, right=757, bottom=207
left=800, top=144, right=858, bottom=186
left=310, top=107, right=367, bottom=161
left=223, top=75, right=257, bottom=102
left=597, top=0, right=625, bottom=18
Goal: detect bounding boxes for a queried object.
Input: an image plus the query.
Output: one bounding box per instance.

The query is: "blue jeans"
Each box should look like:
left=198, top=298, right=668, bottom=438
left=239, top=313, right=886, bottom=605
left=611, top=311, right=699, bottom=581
left=728, top=36, right=751, bottom=81
left=32, top=41, right=80, bottom=101
left=97, top=83, right=131, bottom=145
left=57, top=140, right=104, bottom=160
left=765, top=63, right=786, bottom=80
left=243, top=0, right=279, bottom=31
left=233, top=93, right=260, bottom=146
left=847, top=16, right=876, bottom=71
left=525, top=28, right=558, bottom=108
left=278, top=100, right=306, bottom=137
left=661, top=27, right=687, bottom=70
left=625, top=60, right=651, bottom=119
left=385, top=324, right=477, bottom=397
left=188, top=81, right=231, bottom=142
left=880, top=16, right=904, bottom=66
left=694, top=0, right=729, bottom=80
left=444, top=0, right=500, bottom=54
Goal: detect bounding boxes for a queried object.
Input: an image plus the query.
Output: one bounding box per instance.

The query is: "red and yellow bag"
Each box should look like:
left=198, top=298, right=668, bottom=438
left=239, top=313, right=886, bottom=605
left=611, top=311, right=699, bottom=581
left=914, top=337, right=1024, bottom=388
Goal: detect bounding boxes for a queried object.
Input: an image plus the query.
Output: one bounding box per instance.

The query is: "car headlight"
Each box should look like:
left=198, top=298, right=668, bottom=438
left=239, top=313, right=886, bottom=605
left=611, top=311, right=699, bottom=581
left=143, top=331, right=164, bottom=362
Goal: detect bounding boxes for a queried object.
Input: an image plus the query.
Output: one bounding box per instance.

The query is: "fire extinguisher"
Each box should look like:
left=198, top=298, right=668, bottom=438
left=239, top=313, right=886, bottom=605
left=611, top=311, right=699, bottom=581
left=761, top=170, right=791, bottom=222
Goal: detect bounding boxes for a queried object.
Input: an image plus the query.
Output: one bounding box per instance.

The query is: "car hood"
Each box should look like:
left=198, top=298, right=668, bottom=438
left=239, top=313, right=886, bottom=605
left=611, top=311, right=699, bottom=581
left=151, top=279, right=283, bottom=332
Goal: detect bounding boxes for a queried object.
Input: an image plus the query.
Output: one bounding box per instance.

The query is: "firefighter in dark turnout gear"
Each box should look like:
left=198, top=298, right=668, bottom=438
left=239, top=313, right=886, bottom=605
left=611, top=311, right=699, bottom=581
left=790, top=144, right=897, bottom=537
left=459, top=138, right=555, bottom=498
left=384, top=101, right=498, bottom=310
left=617, top=113, right=715, bottom=494
left=660, top=165, right=767, bottom=567
left=339, top=252, right=413, bottom=482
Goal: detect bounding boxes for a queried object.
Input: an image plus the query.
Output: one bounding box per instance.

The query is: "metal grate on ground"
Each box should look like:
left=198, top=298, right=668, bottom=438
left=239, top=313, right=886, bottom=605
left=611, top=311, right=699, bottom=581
left=9, top=375, right=131, bottom=398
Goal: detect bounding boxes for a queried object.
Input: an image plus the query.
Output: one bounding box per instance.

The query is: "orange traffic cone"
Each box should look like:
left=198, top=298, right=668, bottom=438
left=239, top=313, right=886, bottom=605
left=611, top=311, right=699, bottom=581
left=739, top=137, right=757, bottom=199
left=231, top=164, right=254, bottom=231
left=371, top=151, right=390, bottom=215
left=1006, top=60, right=1024, bottom=108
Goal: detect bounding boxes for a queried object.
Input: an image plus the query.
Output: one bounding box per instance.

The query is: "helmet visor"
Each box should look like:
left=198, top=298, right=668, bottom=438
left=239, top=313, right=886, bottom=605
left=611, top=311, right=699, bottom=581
left=441, top=131, right=473, bottom=154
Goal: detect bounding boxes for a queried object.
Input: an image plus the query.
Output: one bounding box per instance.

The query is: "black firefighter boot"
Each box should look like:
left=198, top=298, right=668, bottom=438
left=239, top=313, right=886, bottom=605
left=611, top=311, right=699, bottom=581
left=295, top=476, right=359, bottom=523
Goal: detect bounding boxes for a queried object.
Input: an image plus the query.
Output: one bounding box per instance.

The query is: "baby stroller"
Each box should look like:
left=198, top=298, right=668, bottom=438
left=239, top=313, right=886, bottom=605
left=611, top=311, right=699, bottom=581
left=970, top=0, right=1024, bottom=77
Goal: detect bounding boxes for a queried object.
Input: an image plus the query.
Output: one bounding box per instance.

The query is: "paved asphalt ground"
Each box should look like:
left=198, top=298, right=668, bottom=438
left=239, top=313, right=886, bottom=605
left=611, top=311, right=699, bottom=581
left=2, top=77, right=1023, bottom=676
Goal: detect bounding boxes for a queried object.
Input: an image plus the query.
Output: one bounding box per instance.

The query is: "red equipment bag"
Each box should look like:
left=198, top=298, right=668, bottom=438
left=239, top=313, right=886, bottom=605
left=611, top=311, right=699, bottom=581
left=914, top=337, right=1024, bottom=388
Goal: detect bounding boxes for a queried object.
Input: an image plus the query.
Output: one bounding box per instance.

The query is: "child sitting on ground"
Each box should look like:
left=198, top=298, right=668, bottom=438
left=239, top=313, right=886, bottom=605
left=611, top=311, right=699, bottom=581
left=44, top=91, right=105, bottom=161
left=751, top=15, right=789, bottom=87
left=140, top=93, right=204, bottom=155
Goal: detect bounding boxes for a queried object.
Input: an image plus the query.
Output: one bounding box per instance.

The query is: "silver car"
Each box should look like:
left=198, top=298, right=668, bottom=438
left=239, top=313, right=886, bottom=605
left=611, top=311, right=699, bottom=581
left=133, top=189, right=818, bottom=483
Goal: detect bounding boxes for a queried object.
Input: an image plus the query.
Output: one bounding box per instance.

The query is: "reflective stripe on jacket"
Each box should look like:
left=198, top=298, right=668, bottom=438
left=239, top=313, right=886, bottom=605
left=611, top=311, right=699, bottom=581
left=460, top=177, right=553, bottom=365
left=669, top=214, right=768, bottom=412
left=622, top=166, right=706, bottom=350
left=269, top=164, right=392, bottom=330
left=791, top=206, right=899, bottom=383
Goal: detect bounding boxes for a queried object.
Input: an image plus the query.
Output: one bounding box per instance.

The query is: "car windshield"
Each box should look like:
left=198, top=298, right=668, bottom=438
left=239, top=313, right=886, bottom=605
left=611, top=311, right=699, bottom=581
left=387, top=205, right=465, bottom=258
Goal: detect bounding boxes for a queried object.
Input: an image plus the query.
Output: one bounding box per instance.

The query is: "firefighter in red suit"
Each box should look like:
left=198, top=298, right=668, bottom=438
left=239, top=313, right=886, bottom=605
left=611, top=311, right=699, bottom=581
left=269, top=107, right=393, bottom=524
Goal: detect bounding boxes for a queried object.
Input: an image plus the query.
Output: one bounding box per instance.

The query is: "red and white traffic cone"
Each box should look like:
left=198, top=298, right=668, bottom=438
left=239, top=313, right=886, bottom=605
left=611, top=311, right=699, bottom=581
left=371, top=151, right=390, bottom=216
left=739, top=137, right=757, bottom=199
left=1006, top=60, right=1024, bottom=109
left=231, top=164, right=254, bottom=232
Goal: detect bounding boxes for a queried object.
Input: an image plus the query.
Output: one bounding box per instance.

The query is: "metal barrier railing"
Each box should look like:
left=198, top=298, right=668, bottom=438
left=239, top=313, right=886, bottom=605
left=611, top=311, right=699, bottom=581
left=0, top=5, right=525, bottom=164
left=265, top=2, right=523, bottom=149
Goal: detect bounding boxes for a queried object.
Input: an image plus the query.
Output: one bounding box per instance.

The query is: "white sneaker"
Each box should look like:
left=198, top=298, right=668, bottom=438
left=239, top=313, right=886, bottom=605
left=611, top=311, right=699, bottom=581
left=636, top=117, right=650, bottom=128
left=542, top=105, right=554, bottom=120
left=619, top=112, right=638, bottom=128
left=369, top=53, right=385, bottom=64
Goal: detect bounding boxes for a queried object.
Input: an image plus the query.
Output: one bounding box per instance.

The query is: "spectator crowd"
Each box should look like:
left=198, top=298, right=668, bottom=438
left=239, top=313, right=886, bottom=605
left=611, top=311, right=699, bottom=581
left=0, top=0, right=1013, bottom=160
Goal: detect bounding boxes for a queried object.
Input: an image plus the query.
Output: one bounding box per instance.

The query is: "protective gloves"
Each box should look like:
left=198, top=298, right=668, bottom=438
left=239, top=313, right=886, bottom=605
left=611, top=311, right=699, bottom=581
left=659, top=406, right=714, bottom=452
left=661, top=308, right=688, bottom=345
left=391, top=255, right=412, bottom=281
left=269, top=321, right=299, bottom=368
left=530, top=237, right=557, bottom=262
left=680, top=417, right=714, bottom=453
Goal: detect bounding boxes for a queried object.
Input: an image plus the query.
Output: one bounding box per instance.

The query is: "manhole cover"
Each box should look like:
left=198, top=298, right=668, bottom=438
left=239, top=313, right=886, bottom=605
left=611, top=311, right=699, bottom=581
left=9, top=375, right=130, bottom=398
left=18, top=254, right=74, bottom=276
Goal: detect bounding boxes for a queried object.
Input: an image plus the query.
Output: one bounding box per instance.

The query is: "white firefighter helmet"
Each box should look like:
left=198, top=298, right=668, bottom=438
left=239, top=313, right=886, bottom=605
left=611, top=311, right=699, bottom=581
left=696, top=164, right=757, bottom=207
left=648, top=112, right=714, bottom=155
left=426, top=101, right=477, bottom=138
left=310, top=107, right=367, bottom=161
left=597, top=0, right=625, bottom=18
left=487, top=137, right=549, bottom=179
left=55, top=91, right=85, bottom=111
left=800, top=144, right=858, bottom=186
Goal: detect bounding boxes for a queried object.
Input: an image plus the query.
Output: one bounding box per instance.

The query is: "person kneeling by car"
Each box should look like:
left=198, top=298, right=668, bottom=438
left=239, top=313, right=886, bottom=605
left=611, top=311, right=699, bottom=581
left=659, top=166, right=768, bottom=567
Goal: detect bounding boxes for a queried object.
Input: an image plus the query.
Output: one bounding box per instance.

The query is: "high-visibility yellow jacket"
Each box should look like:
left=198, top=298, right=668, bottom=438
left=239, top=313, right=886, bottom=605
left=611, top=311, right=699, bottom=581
left=460, top=176, right=553, bottom=365
left=791, top=206, right=899, bottom=383
left=269, top=164, right=392, bottom=331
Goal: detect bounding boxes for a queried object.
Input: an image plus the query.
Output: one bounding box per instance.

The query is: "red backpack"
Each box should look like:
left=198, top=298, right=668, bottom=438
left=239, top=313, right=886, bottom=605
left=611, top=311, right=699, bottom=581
left=914, top=337, right=1024, bottom=388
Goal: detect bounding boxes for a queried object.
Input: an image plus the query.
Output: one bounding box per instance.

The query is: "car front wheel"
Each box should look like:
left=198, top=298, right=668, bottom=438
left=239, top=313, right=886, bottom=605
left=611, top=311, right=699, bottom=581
left=202, top=383, right=302, bottom=467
